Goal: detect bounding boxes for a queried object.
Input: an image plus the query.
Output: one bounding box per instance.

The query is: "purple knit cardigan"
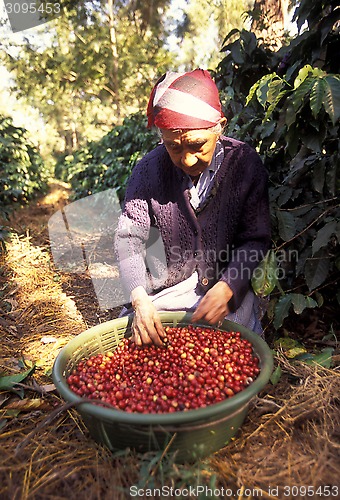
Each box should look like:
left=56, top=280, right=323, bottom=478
left=115, top=136, right=271, bottom=312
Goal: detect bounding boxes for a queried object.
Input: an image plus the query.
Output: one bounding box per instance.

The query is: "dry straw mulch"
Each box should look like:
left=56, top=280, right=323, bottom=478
left=0, top=183, right=339, bottom=499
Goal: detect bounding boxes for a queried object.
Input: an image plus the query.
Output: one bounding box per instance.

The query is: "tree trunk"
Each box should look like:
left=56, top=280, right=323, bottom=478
left=107, top=0, right=121, bottom=124
left=252, top=0, right=288, bottom=50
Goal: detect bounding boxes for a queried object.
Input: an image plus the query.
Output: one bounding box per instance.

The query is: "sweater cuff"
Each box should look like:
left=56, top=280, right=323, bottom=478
left=219, top=273, right=250, bottom=313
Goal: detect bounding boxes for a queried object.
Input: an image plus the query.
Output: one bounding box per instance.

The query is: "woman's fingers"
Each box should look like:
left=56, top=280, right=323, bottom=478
left=154, top=315, right=166, bottom=338
left=192, top=298, right=226, bottom=323
left=192, top=282, right=232, bottom=324
left=132, top=307, right=165, bottom=346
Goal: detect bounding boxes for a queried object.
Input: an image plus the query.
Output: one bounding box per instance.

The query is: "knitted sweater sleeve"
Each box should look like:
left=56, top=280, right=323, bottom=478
left=115, top=146, right=172, bottom=300
left=219, top=145, right=271, bottom=311
left=114, top=160, right=152, bottom=300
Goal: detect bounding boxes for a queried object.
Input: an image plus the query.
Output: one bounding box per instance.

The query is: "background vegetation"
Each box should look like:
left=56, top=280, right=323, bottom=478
left=0, top=115, right=50, bottom=250
left=214, top=0, right=340, bottom=329
left=0, top=0, right=339, bottom=332
left=54, top=113, right=159, bottom=202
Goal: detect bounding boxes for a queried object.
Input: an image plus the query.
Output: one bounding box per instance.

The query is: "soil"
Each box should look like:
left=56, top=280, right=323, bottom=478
left=0, top=181, right=339, bottom=500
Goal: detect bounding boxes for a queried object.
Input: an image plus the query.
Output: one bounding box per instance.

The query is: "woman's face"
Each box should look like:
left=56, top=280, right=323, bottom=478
left=160, top=127, right=221, bottom=179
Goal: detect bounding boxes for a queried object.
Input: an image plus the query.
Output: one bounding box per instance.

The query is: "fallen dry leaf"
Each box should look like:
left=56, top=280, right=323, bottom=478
left=4, top=398, right=50, bottom=412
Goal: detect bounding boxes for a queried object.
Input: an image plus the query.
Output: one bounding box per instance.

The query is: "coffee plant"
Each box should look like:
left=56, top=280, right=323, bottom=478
left=214, top=0, right=340, bottom=328
left=0, top=115, right=49, bottom=252
left=56, top=114, right=159, bottom=202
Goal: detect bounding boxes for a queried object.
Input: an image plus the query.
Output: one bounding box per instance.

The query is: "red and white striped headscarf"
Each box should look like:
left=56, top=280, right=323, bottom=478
left=147, top=69, right=223, bottom=130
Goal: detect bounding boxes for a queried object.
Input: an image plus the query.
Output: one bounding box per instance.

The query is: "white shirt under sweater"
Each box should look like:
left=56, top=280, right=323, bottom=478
left=187, top=140, right=224, bottom=210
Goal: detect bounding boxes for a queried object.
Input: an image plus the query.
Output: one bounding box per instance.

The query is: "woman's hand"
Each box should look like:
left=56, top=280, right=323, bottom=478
left=191, top=281, right=233, bottom=325
left=130, top=287, right=165, bottom=346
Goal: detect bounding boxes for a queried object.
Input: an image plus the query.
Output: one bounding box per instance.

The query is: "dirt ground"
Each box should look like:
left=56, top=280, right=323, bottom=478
left=0, top=181, right=339, bottom=500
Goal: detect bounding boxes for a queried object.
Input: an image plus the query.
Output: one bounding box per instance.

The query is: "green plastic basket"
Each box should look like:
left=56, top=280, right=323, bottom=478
left=52, top=311, right=273, bottom=462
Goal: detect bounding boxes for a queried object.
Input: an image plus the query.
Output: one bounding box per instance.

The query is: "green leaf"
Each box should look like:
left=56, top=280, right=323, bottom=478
left=290, top=293, right=307, bottom=314
left=296, top=246, right=312, bottom=276
left=286, top=346, right=308, bottom=358
left=0, top=365, right=35, bottom=394
left=276, top=210, right=297, bottom=241
left=270, top=365, right=282, bottom=385
left=264, top=89, right=289, bottom=121
left=246, top=81, right=260, bottom=106
left=273, top=294, right=292, bottom=329
left=274, top=337, right=296, bottom=350
left=291, top=293, right=318, bottom=314
left=304, top=249, right=330, bottom=291
left=285, top=60, right=301, bottom=82
left=266, top=296, right=277, bottom=320
left=252, top=250, right=278, bottom=297
left=325, top=152, right=339, bottom=196
left=314, top=292, right=324, bottom=307
left=260, top=120, right=276, bottom=139
left=292, top=77, right=314, bottom=113
left=301, top=348, right=334, bottom=368
left=275, top=186, right=292, bottom=207
left=293, top=64, right=313, bottom=89
left=266, top=76, right=282, bottom=99
left=285, top=152, right=313, bottom=185
left=242, top=30, right=257, bottom=54
left=274, top=336, right=305, bottom=357
left=312, top=157, right=326, bottom=193
left=323, top=75, right=340, bottom=125
left=230, top=41, right=244, bottom=65
left=320, top=9, right=340, bottom=44
left=285, top=102, right=296, bottom=128
left=256, top=74, right=274, bottom=108
left=312, top=221, right=337, bottom=255
left=302, top=129, right=323, bottom=153
left=304, top=297, right=316, bottom=310
left=221, top=28, right=240, bottom=47
left=310, top=78, right=326, bottom=118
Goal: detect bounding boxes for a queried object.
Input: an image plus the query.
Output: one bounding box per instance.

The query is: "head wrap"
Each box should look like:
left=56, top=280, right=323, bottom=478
left=147, top=69, right=223, bottom=130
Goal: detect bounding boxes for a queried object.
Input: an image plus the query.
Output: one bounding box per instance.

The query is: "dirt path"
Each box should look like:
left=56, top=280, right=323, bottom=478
left=7, top=181, right=120, bottom=328
left=0, top=182, right=339, bottom=499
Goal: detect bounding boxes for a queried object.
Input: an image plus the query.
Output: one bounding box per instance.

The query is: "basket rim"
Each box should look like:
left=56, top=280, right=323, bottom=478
left=52, top=311, right=274, bottom=425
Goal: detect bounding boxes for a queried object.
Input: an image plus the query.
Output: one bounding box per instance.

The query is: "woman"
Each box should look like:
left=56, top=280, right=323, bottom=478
left=115, top=69, right=271, bottom=346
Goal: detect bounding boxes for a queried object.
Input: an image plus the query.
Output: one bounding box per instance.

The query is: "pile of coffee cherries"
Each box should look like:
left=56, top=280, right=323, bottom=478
left=67, top=325, right=260, bottom=413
